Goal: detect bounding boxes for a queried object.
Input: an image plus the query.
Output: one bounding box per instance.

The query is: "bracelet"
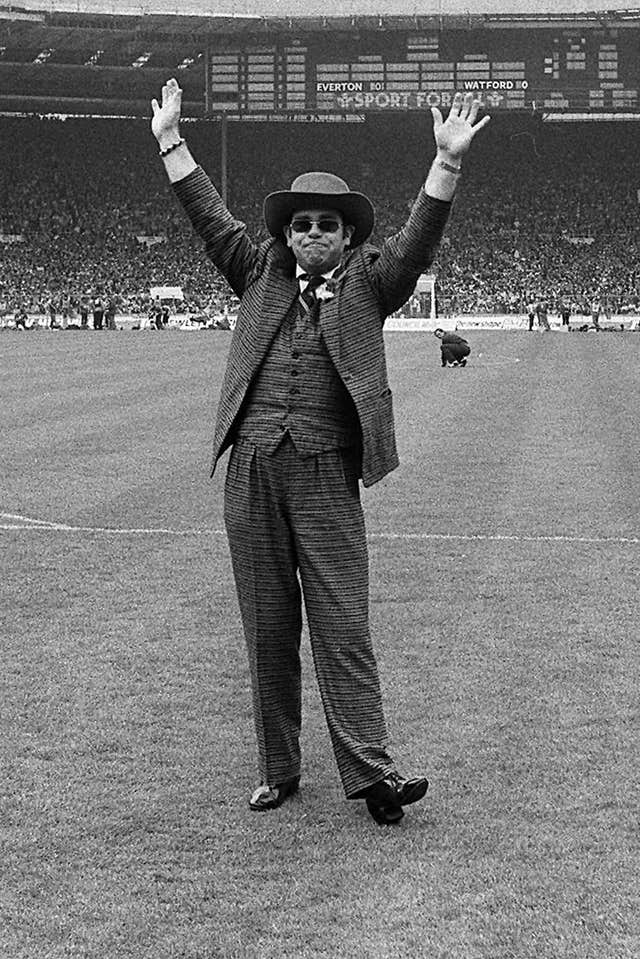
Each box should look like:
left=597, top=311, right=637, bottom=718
left=159, top=138, right=185, bottom=158
left=437, top=158, right=462, bottom=175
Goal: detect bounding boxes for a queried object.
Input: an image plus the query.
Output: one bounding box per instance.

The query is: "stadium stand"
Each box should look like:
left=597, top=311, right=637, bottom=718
left=1, top=5, right=639, bottom=325
left=1, top=111, right=638, bottom=324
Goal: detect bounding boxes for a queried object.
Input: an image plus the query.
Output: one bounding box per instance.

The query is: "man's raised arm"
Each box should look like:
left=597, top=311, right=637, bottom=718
left=371, top=92, right=489, bottom=316
left=150, top=77, right=259, bottom=297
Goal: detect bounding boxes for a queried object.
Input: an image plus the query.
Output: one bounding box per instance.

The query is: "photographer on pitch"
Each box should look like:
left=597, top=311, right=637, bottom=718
left=152, top=78, right=488, bottom=825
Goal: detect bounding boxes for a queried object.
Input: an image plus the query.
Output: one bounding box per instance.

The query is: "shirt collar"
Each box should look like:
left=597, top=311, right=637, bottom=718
left=296, top=264, right=339, bottom=284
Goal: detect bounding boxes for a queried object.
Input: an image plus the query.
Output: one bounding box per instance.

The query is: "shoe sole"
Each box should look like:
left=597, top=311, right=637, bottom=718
left=366, top=798, right=405, bottom=825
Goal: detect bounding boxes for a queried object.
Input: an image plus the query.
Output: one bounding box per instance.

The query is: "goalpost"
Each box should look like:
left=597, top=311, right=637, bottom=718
left=416, top=273, right=437, bottom=320
left=386, top=273, right=438, bottom=330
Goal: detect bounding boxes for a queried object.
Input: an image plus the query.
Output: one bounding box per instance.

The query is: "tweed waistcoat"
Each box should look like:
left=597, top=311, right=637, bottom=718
left=237, top=301, right=360, bottom=456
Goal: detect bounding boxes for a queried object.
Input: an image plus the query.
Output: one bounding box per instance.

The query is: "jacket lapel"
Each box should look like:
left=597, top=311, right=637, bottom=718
left=256, top=267, right=298, bottom=353
left=318, top=261, right=350, bottom=367
left=236, top=260, right=298, bottom=382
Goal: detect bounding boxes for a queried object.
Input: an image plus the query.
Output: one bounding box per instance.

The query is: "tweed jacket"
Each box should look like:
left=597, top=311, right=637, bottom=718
left=173, top=166, right=451, bottom=487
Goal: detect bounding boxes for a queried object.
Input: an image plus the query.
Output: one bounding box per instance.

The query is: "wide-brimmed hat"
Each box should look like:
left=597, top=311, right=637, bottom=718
left=263, top=171, right=375, bottom=248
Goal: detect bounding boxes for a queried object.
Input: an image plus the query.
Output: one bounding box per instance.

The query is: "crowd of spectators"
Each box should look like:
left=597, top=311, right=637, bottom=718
left=1, top=113, right=638, bottom=324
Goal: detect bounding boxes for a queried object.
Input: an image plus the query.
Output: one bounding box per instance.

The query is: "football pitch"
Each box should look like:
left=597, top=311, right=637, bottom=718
left=1, top=329, right=639, bottom=959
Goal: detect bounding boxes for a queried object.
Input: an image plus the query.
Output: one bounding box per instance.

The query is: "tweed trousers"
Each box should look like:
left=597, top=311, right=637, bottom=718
left=223, top=436, right=394, bottom=799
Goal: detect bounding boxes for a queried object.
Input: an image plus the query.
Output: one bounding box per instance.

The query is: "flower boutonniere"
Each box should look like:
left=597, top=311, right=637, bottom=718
left=316, top=267, right=346, bottom=302
left=315, top=281, right=336, bottom=302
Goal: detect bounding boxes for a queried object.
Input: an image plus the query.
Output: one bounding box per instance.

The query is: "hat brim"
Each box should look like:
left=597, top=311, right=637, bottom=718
left=263, top=190, right=375, bottom=248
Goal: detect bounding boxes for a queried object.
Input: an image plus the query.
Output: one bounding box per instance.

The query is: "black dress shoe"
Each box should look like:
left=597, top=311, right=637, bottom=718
left=363, top=772, right=429, bottom=825
left=248, top=776, right=300, bottom=811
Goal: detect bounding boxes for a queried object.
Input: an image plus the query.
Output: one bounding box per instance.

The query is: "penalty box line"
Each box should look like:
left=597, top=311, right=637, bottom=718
left=1, top=514, right=639, bottom=546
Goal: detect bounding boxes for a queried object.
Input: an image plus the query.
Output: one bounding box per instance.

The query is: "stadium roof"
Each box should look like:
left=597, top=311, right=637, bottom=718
left=4, top=0, right=640, bottom=17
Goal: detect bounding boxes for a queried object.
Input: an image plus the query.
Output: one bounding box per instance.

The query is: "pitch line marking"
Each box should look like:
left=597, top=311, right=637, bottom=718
left=1, top=514, right=638, bottom=545
left=0, top=511, right=72, bottom=530
left=2, top=511, right=63, bottom=525
left=369, top=531, right=640, bottom=545
left=0, top=513, right=214, bottom=536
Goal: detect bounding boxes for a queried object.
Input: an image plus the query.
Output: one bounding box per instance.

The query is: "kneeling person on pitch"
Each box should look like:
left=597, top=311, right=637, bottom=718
left=434, top=327, right=471, bottom=367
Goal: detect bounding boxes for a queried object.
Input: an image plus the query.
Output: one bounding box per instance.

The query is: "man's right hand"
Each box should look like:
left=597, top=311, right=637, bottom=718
left=151, top=78, right=183, bottom=148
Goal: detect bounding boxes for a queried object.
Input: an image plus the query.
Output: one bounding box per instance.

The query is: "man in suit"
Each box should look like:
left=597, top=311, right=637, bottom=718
left=152, top=79, right=488, bottom=825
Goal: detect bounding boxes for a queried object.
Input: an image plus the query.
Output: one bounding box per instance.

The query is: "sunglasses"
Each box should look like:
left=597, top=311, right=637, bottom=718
left=289, top=217, right=342, bottom=234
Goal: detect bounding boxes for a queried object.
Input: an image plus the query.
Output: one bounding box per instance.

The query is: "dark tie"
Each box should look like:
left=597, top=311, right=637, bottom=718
left=298, top=273, right=325, bottom=320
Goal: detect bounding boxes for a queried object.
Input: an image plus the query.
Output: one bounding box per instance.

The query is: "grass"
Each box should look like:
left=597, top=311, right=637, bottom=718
left=1, top=328, right=639, bottom=958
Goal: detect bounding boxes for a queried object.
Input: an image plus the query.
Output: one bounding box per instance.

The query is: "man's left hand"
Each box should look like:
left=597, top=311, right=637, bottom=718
left=431, top=92, right=490, bottom=161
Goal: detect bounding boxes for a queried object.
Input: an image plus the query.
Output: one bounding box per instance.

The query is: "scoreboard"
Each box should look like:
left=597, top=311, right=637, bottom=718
left=206, top=26, right=640, bottom=117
